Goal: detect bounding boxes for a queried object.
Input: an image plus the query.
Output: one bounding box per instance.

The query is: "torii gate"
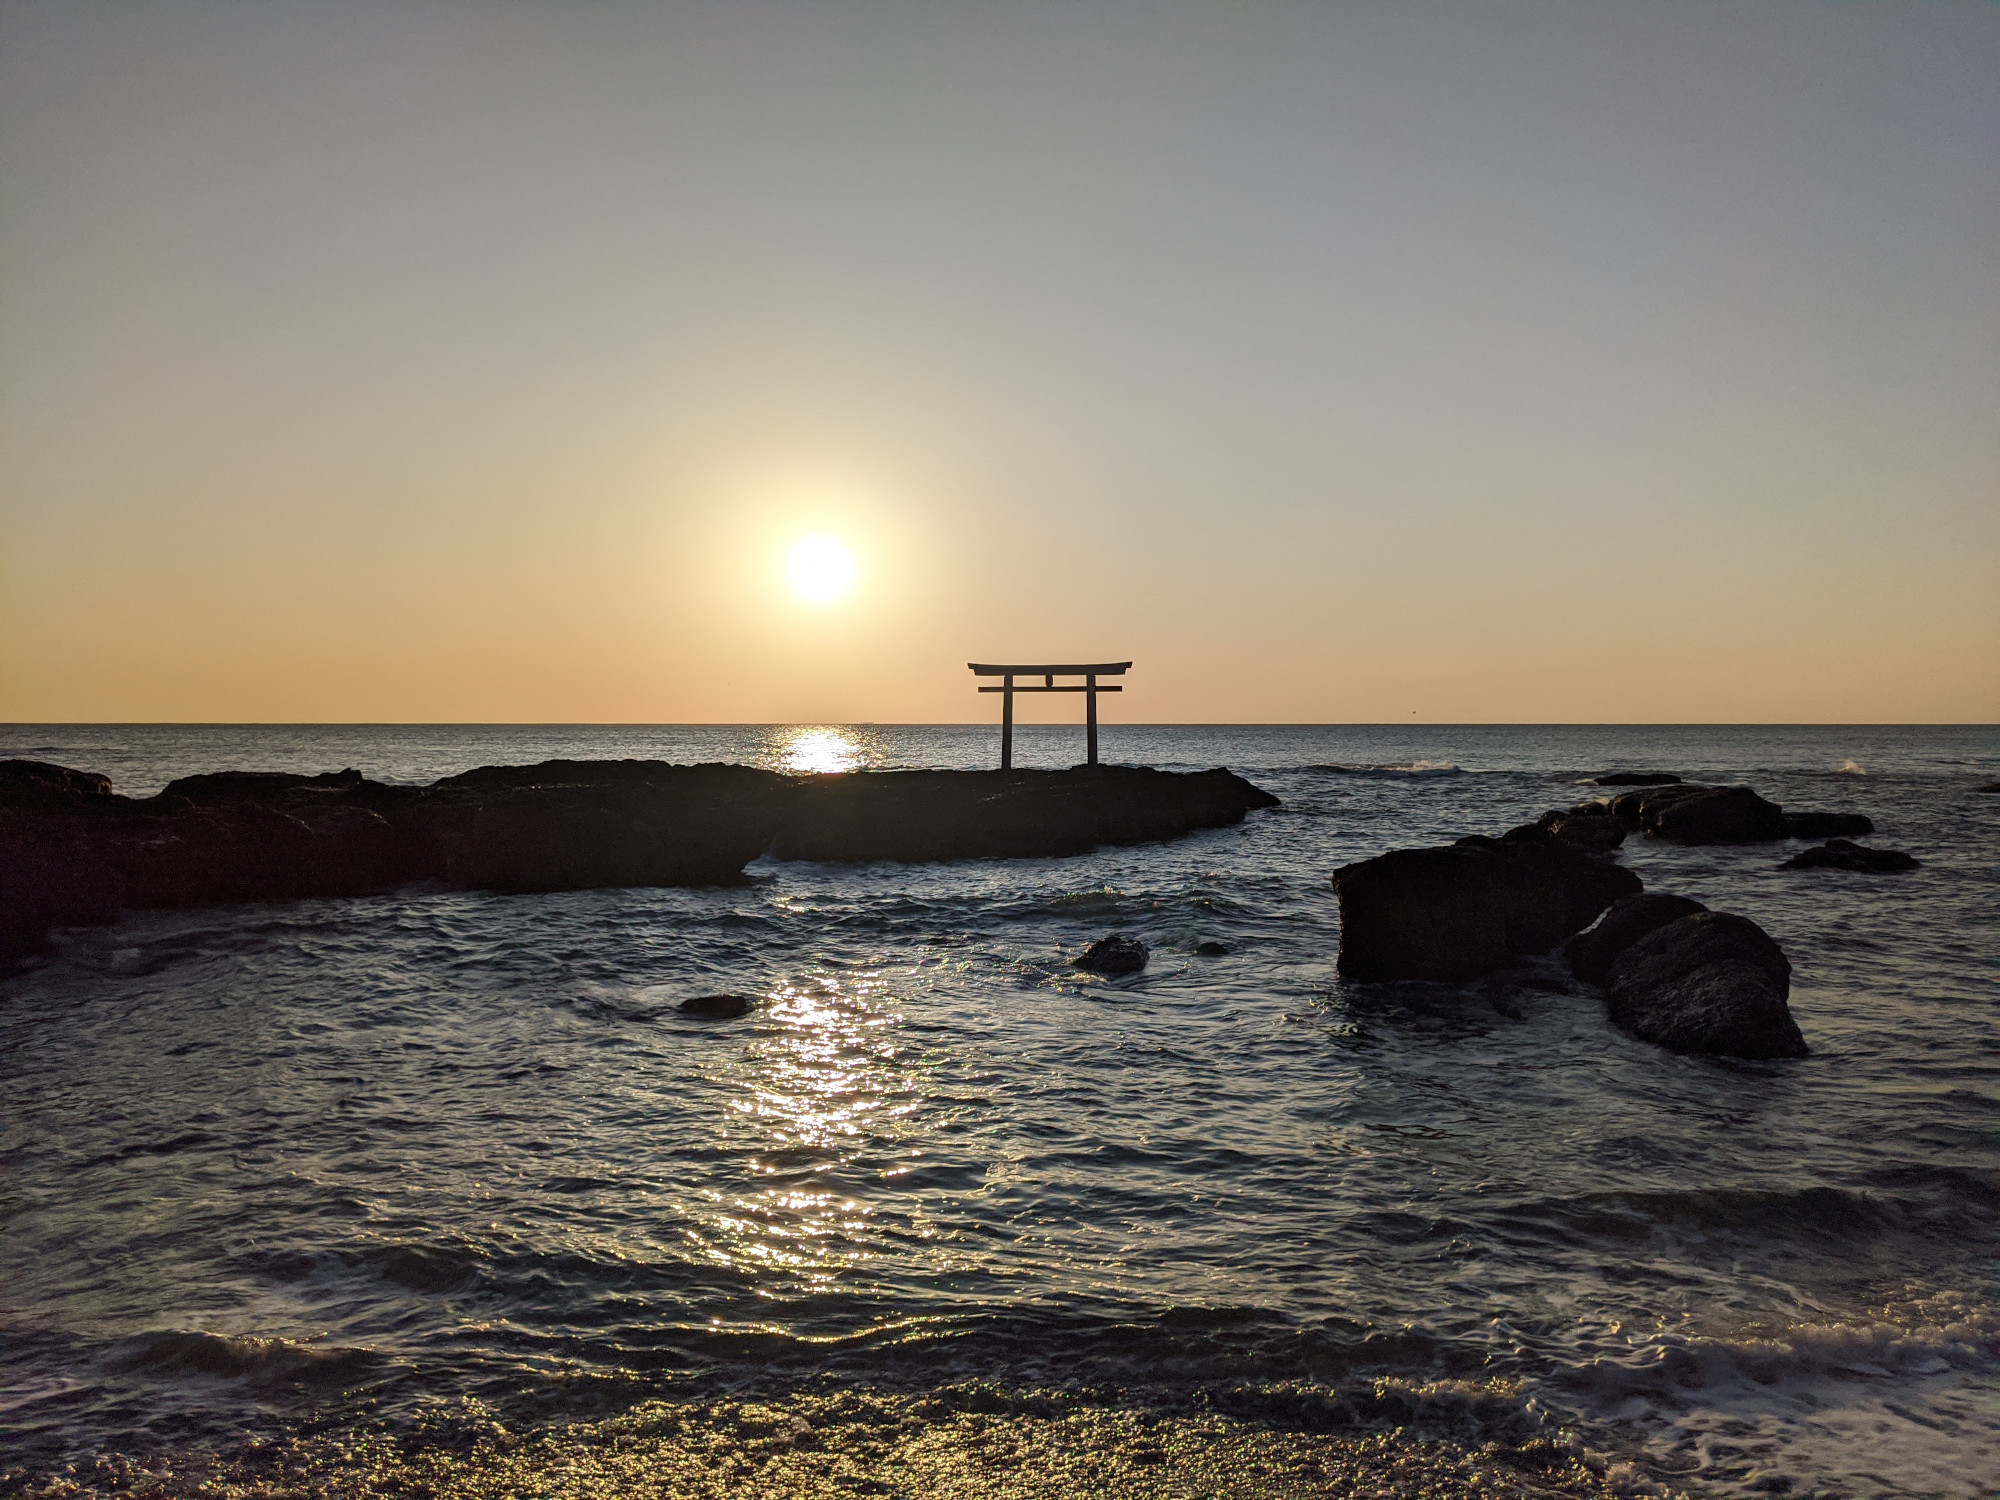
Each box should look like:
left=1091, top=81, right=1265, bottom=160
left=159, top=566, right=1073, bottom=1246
left=968, top=661, right=1131, bottom=770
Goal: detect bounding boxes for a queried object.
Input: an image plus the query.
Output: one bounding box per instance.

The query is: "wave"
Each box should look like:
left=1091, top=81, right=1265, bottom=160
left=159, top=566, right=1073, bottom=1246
left=109, top=1330, right=382, bottom=1388
left=1830, top=759, right=1866, bottom=776
left=1304, top=761, right=1464, bottom=779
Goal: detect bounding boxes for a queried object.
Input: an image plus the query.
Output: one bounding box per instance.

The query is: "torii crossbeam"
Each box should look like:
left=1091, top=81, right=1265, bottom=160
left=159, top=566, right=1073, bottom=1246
left=968, top=661, right=1132, bottom=769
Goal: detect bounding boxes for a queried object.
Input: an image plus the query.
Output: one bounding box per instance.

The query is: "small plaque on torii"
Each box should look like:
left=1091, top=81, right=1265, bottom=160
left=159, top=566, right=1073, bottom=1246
left=968, top=661, right=1132, bottom=769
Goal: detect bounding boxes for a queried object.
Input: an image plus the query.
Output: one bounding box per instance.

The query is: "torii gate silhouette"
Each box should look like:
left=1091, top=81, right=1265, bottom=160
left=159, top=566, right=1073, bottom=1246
left=968, top=661, right=1131, bottom=770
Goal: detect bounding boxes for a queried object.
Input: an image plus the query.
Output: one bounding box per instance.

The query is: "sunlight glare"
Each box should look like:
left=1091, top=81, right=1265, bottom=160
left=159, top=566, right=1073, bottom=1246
left=783, top=728, right=862, bottom=775
left=785, top=534, right=856, bottom=603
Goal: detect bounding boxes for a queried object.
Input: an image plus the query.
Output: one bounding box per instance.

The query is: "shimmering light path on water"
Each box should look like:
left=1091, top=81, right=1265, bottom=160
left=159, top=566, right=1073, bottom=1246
left=2, top=725, right=1995, bottom=1498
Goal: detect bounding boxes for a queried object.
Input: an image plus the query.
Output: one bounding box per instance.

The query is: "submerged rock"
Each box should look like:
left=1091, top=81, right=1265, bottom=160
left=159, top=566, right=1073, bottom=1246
left=1074, top=934, right=1149, bottom=976
left=1591, top=772, right=1682, bottom=786
left=1977, top=781, right=2000, bottom=794
left=1604, top=912, right=1806, bottom=1059
left=1564, top=892, right=1708, bottom=986
left=1782, top=811, right=1874, bottom=839
left=678, top=994, right=756, bottom=1018
left=1195, top=940, right=1231, bottom=956
left=1331, top=838, right=1640, bottom=982
left=1780, top=839, right=1920, bottom=873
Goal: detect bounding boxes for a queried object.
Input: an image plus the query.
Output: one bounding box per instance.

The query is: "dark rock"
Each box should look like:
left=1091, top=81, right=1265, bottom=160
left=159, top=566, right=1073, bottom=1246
left=1604, top=912, right=1806, bottom=1059
left=1503, top=809, right=1627, bottom=854
left=1195, top=940, right=1230, bottom=956
left=1783, top=811, right=1874, bottom=839
left=2, top=759, right=1281, bottom=964
left=0, top=828, right=123, bottom=972
left=0, top=759, right=115, bottom=811
left=1977, top=781, right=2000, bottom=794
left=770, top=765, right=1277, bottom=864
left=679, top=994, right=755, bottom=1018
left=1591, top=772, right=1682, bottom=786
left=1646, top=786, right=1787, bottom=844
left=1592, top=782, right=1712, bottom=828
left=1074, top=934, right=1149, bottom=975
left=159, top=768, right=366, bottom=804
left=1331, top=838, right=1641, bottom=982
left=1779, top=839, right=1920, bottom=873
left=1564, top=892, right=1709, bottom=986
left=447, top=781, right=779, bottom=894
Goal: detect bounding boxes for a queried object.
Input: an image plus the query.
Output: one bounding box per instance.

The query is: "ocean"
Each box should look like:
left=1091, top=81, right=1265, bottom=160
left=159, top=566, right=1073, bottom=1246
left=2, top=723, right=1995, bottom=1498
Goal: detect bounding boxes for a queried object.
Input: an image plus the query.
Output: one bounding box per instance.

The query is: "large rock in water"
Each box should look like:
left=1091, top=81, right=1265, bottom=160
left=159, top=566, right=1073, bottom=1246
left=1331, top=837, right=1641, bottom=982
left=1564, top=892, right=1708, bottom=986
left=1603, top=912, right=1807, bottom=1059
left=1591, top=772, right=1682, bottom=786
left=1644, top=786, right=1787, bottom=844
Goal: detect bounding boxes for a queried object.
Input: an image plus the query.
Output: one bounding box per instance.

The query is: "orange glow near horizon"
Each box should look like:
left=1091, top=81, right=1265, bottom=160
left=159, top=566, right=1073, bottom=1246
left=0, top=4, right=1994, bottom=724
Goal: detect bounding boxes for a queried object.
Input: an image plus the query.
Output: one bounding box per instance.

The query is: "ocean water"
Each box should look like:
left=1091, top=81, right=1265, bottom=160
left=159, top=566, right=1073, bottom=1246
left=1, top=723, right=1995, bottom=1497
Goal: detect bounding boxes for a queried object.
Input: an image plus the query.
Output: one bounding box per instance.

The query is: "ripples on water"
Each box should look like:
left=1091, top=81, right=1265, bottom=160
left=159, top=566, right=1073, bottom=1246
left=2, top=724, right=1996, bottom=1496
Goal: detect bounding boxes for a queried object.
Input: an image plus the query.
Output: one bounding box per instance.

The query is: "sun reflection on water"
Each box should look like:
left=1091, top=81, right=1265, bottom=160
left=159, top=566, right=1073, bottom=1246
left=781, top=727, right=864, bottom=775
left=692, top=971, right=936, bottom=1295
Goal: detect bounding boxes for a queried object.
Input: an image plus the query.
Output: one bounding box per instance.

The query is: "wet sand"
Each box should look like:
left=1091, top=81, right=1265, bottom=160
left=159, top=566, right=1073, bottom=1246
left=8, top=1388, right=1641, bottom=1499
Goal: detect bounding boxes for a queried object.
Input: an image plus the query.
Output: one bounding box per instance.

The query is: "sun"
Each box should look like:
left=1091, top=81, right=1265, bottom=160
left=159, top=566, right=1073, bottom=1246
left=785, top=534, right=856, bottom=603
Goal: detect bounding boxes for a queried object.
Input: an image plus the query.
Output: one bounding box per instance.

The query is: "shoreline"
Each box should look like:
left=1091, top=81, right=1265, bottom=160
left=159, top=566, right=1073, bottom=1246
left=3, top=1384, right=1640, bottom=1500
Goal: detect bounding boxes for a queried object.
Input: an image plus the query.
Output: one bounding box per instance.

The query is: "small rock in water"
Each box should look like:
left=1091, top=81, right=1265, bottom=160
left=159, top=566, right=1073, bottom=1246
left=1590, top=771, right=1682, bottom=786
left=1074, top=934, right=1149, bottom=976
left=1780, top=839, right=1920, bottom=872
left=678, top=994, right=756, bottom=1018
left=1975, top=780, right=2000, bottom=794
left=1195, top=940, right=1230, bottom=956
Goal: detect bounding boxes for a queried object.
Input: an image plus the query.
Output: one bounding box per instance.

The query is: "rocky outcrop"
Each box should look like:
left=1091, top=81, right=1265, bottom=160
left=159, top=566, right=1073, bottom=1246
left=1603, top=912, right=1806, bottom=1059
left=1782, top=811, right=1874, bottom=839
left=2, top=758, right=1280, bottom=969
left=1780, top=839, right=1920, bottom=873
left=1564, top=892, right=1709, bottom=986
left=770, top=766, right=1276, bottom=864
left=1591, top=772, right=1682, bottom=786
left=1074, top=934, right=1149, bottom=976
left=1588, top=783, right=1875, bottom=847
left=431, top=762, right=788, bottom=894
left=1331, top=837, right=1641, bottom=982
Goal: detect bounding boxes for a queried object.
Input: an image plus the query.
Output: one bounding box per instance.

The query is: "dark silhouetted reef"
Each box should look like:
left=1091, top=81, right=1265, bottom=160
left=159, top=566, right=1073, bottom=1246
left=0, top=757, right=1278, bottom=971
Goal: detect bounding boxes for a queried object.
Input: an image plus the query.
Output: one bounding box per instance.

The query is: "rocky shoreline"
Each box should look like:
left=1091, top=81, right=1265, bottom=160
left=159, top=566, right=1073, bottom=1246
left=0, top=758, right=1279, bottom=974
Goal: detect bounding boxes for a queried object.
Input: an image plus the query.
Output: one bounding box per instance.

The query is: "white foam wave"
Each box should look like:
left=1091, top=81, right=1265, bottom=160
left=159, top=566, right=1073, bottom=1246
left=1307, top=761, right=1464, bottom=779
left=1831, top=760, right=1867, bottom=777
left=1563, top=1300, right=2000, bottom=1496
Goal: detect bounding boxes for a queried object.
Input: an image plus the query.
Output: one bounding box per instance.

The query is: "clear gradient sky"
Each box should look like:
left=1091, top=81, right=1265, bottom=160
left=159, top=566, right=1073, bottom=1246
left=3, top=1, right=1995, bottom=724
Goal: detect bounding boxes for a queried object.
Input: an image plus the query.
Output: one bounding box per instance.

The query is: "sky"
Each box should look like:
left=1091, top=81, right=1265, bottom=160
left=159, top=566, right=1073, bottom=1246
left=2, top=0, right=1995, bottom=724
